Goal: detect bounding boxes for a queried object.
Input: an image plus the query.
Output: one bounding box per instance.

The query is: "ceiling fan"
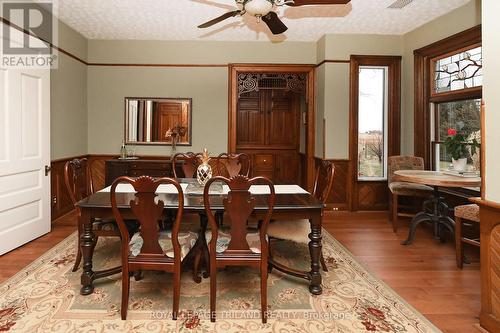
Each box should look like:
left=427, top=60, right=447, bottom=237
left=197, top=0, right=351, bottom=35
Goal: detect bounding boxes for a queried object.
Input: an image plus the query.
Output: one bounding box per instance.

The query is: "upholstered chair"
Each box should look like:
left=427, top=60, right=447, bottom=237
left=111, top=176, right=197, bottom=320
left=203, top=175, right=275, bottom=323
left=454, top=204, right=480, bottom=268
left=267, top=161, right=335, bottom=272
left=64, top=158, right=122, bottom=272
left=388, top=156, right=433, bottom=232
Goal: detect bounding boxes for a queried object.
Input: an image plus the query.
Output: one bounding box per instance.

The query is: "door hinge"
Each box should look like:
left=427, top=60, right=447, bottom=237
left=45, top=165, right=51, bottom=176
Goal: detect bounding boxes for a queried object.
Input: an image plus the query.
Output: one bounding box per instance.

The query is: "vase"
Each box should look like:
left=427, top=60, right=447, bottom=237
left=197, top=162, right=212, bottom=186
left=452, top=158, right=467, bottom=172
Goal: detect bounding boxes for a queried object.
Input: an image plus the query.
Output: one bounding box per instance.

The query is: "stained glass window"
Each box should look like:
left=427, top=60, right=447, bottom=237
left=434, top=46, right=482, bottom=93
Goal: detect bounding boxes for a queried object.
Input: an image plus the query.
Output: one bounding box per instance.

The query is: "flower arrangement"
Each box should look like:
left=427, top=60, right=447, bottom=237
left=165, top=125, right=187, bottom=150
left=444, top=127, right=479, bottom=161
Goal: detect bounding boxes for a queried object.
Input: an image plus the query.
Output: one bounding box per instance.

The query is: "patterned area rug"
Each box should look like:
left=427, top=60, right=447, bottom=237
left=0, top=230, right=441, bottom=332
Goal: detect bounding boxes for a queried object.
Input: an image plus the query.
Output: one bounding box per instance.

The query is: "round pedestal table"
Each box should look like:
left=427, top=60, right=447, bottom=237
left=394, top=170, right=481, bottom=245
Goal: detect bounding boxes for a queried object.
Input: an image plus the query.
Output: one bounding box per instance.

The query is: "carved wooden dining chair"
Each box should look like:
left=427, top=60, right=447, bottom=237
left=172, top=152, right=202, bottom=178
left=204, top=175, right=275, bottom=323
left=388, top=156, right=433, bottom=232
left=267, top=160, right=335, bottom=272
left=64, top=158, right=121, bottom=272
left=216, top=153, right=251, bottom=177
left=111, top=176, right=197, bottom=320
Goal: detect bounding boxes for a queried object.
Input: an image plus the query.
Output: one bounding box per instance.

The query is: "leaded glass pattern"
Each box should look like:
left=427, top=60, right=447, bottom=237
left=434, top=46, right=482, bottom=93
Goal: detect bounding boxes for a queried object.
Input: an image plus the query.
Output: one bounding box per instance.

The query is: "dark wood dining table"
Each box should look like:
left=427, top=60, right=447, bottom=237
left=76, top=181, right=325, bottom=296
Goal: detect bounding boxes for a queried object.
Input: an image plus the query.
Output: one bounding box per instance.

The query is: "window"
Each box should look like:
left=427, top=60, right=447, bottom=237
left=433, top=46, right=482, bottom=94
left=434, top=99, right=481, bottom=171
left=357, top=66, right=389, bottom=180
left=430, top=44, right=482, bottom=174
left=413, top=26, right=481, bottom=169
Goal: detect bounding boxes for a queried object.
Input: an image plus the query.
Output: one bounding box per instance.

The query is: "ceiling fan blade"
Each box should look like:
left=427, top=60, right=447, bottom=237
left=261, top=11, right=288, bottom=35
left=287, top=0, right=351, bottom=6
left=198, top=10, right=241, bottom=28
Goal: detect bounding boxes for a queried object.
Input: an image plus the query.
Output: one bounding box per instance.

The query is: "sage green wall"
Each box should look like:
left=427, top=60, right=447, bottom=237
left=86, top=40, right=317, bottom=155
left=87, top=66, right=228, bottom=155
left=314, top=1, right=479, bottom=159
left=50, top=20, right=88, bottom=159
left=71, top=1, right=479, bottom=161
left=401, top=0, right=481, bottom=155
left=482, top=0, right=500, bottom=202
left=87, top=40, right=317, bottom=64
left=316, top=35, right=403, bottom=159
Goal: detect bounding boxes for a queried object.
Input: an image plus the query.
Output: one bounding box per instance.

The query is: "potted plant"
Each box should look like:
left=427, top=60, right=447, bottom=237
left=444, top=128, right=479, bottom=171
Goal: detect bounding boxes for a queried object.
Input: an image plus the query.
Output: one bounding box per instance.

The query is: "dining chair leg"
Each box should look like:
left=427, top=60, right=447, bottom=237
left=210, top=259, right=217, bottom=322
left=261, top=260, right=268, bottom=324
left=121, top=266, right=130, bottom=320
left=392, top=193, right=399, bottom=233
left=72, top=242, right=82, bottom=272
left=72, top=226, right=83, bottom=272
left=267, top=238, right=275, bottom=273
left=172, top=269, right=180, bottom=320
left=133, top=270, right=143, bottom=281
left=93, top=234, right=99, bottom=246
left=455, top=216, right=463, bottom=269
left=193, top=249, right=202, bottom=283
left=320, top=250, right=328, bottom=272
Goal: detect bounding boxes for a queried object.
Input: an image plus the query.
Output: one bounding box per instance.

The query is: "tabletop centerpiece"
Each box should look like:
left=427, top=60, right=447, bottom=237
left=444, top=127, right=479, bottom=172
left=196, top=148, right=213, bottom=186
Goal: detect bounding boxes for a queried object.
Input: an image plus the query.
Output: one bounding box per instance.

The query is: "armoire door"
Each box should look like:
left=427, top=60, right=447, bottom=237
left=267, top=90, right=299, bottom=148
left=236, top=91, right=267, bottom=147
left=236, top=88, right=302, bottom=185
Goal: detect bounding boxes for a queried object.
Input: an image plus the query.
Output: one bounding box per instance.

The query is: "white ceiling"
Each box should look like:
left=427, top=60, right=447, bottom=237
left=56, top=0, right=472, bottom=42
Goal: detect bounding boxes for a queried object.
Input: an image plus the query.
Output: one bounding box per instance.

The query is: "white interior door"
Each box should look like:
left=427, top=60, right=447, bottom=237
left=0, top=65, right=51, bottom=255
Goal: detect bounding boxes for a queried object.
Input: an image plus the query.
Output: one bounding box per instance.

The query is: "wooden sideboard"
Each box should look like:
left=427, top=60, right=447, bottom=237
left=105, top=159, right=182, bottom=186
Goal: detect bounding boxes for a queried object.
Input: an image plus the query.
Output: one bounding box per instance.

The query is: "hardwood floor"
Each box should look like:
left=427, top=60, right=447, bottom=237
left=0, top=211, right=76, bottom=283
left=323, top=212, right=481, bottom=333
left=0, top=211, right=480, bottom=333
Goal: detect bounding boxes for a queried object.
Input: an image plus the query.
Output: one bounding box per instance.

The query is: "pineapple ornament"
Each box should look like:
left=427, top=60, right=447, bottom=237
left=196, top=148, right=213, bottom=186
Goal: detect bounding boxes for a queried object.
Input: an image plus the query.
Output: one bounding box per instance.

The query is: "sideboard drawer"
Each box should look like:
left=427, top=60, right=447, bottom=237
left=129, top=169, right=170, bottom=177
left=130, top=162, right=170, bottom=170
left=105, top=159, right=176, bottom=186
left=254, top=154, right=274, bottom=170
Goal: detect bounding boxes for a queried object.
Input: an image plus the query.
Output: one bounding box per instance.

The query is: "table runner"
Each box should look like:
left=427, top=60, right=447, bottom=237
left=99, top=183, right=309, bottom=195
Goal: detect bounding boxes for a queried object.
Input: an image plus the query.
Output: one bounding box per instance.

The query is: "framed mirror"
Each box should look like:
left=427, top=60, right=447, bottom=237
left=125, top=97, right=192, bottom=146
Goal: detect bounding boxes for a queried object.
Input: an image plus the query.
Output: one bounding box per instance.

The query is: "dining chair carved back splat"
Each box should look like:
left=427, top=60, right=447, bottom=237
left=110, top=176, right=195, bottom=320
left=203, top=175, right=275, bottom=323
left=172, top=152, right=202, bottom=178
left=216, top=153, right=251, bottom=178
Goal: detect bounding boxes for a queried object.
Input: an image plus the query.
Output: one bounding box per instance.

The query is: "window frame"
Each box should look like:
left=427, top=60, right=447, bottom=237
left=349, top=55, right=401, bottom=211
left=429, top=42, right=482, bottom=101
left=413, top=25, right=482, bottom=170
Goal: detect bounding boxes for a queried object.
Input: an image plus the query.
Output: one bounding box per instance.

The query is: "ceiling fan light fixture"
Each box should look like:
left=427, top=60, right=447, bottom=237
left=244, top=0, right=274, bottom=16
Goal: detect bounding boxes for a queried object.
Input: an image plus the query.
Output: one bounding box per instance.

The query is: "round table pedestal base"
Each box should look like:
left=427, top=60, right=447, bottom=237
left=401, top=186, right=455, bottom=245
